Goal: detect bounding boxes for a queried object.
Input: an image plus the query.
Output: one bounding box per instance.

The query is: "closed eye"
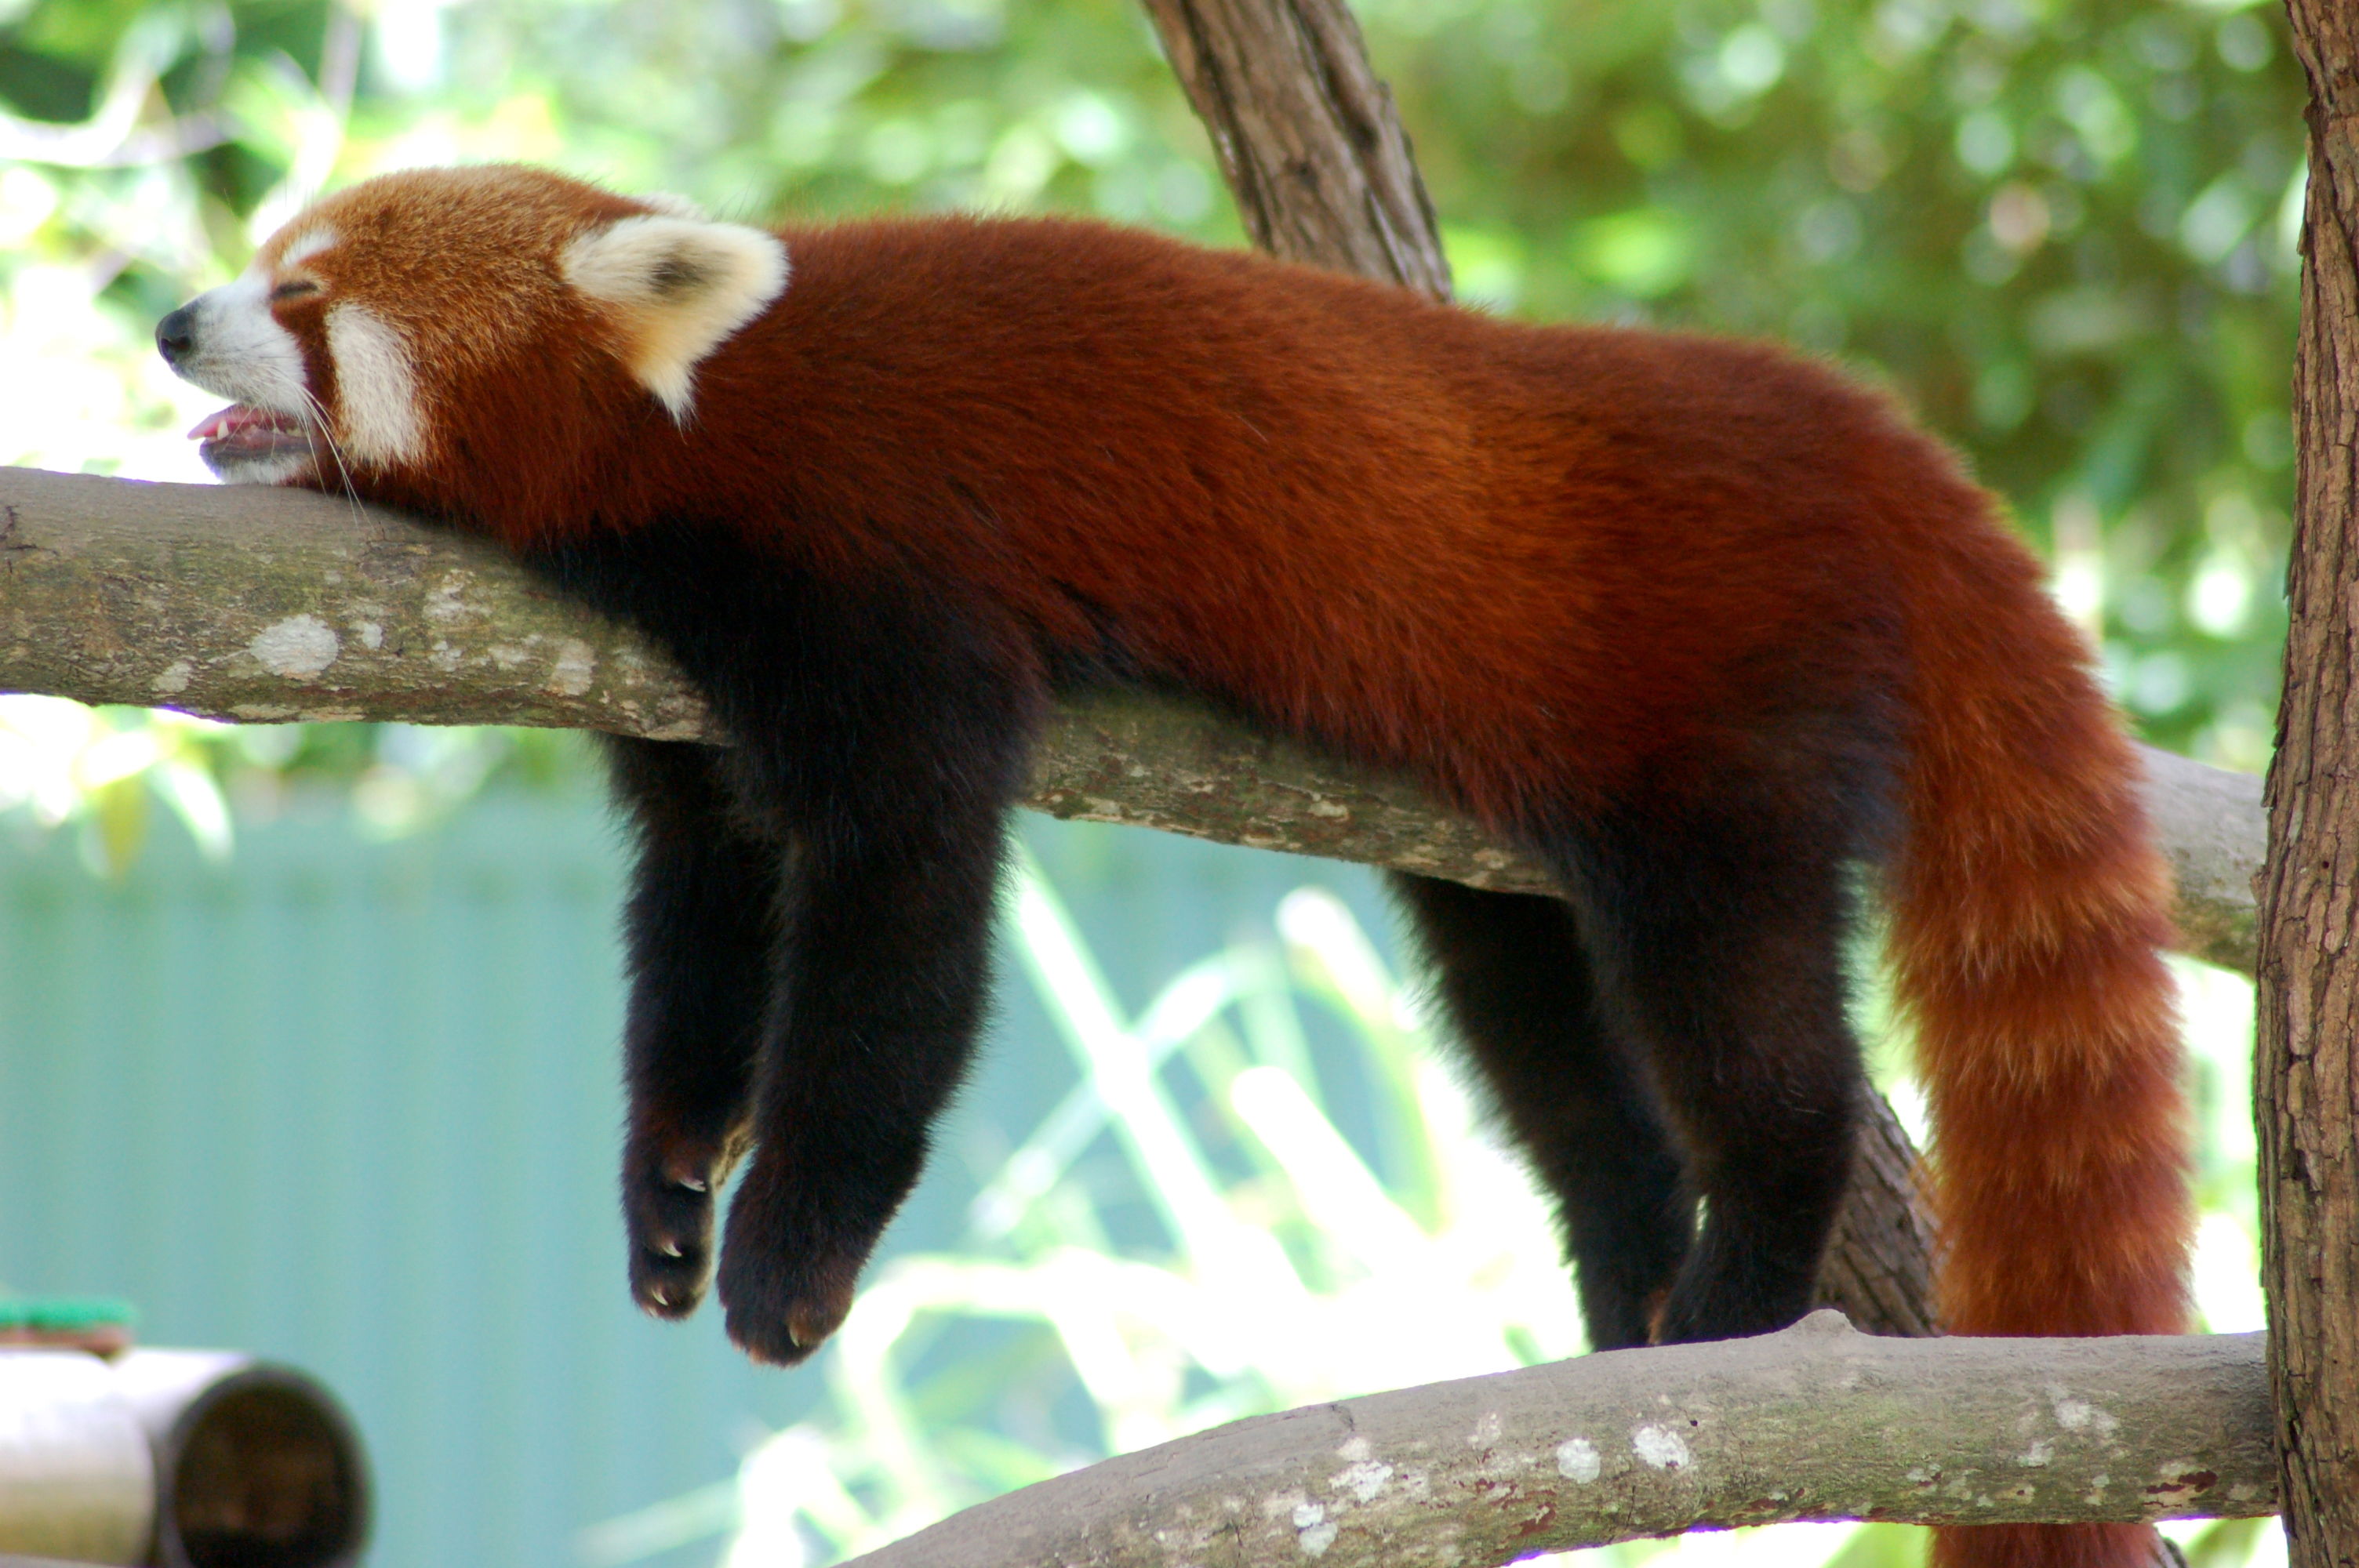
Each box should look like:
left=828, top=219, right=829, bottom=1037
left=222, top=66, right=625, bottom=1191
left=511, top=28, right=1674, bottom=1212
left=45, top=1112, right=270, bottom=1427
left=271, top=278, right=322, bottom=303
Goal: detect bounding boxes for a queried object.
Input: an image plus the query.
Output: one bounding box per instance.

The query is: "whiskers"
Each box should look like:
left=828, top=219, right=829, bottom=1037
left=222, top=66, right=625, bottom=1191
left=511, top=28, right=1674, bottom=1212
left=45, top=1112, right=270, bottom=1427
left=296, top=387, right=367, bottom=527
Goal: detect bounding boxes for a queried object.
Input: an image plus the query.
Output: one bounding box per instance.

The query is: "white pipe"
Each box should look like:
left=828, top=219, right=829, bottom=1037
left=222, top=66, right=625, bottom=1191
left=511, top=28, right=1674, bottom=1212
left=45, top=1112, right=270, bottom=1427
left=0, top=1350, right=368, bottom=1567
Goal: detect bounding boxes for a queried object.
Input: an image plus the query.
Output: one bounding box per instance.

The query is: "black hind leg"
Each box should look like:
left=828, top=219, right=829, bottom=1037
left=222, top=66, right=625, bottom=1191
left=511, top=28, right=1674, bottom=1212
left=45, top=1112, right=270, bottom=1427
left=685, top=581, right=1038, bottom=1367
left=602, top=736, right=781, bottom=1320
left=1390, top=873, right=1692, bottom=1352
left=540, top=528, right=1042, bottom=1366
left=1551, top=797, right=1866, bottom=1345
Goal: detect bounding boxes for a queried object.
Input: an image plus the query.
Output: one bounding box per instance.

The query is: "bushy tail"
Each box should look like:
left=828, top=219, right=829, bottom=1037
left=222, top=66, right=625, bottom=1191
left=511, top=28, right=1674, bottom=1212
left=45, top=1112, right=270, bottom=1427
left=1886, top=506, right=2193, bottom=1568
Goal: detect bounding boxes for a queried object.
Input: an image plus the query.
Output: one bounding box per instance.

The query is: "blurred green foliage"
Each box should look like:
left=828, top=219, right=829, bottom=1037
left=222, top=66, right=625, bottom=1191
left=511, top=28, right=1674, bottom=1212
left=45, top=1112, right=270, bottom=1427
left=0, top=0, right=2302, bottom=786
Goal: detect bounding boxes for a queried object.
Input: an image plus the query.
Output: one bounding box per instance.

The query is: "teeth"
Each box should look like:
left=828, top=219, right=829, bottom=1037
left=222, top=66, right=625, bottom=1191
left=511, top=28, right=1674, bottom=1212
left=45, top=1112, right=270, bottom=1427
left=188, top=405, right=301, bottom=441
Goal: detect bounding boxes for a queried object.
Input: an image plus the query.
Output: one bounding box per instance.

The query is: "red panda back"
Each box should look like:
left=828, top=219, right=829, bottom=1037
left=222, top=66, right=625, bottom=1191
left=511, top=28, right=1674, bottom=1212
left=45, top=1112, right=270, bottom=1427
left=652, top=219, right=1919, bottom=825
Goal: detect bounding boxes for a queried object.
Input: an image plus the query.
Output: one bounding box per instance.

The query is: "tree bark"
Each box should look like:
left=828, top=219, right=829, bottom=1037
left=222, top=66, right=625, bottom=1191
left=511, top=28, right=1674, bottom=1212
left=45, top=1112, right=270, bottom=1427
left=1138, top=0, right=1450, bottom=297
left=1819, top=1092, right=1942, bottom=1340
left=838, top=1313, right=2276, bottom=1568
left=2259, top=5, right=2359, bottom=1566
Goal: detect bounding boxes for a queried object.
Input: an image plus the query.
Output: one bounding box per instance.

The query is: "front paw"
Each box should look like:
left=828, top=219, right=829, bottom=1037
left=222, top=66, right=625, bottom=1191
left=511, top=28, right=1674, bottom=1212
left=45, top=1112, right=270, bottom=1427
left=623, top=1137, right=729, bottom=1319
left=714, top=1182, right=870, bottom=1367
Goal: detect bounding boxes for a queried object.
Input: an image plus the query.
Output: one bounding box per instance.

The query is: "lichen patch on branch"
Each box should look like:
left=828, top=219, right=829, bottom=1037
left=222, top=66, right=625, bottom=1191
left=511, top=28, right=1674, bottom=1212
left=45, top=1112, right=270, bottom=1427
left=246, top=613, right=341, bottom=679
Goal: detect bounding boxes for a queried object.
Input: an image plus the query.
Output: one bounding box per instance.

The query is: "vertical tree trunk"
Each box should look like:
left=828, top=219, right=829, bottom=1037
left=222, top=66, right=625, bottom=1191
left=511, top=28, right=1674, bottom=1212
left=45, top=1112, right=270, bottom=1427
left=1134, top=0, right=1941, bottom=1339
left=2259, top=5, right=2359, bottom=1566
left=1137, top=0, right=1452, bottom=298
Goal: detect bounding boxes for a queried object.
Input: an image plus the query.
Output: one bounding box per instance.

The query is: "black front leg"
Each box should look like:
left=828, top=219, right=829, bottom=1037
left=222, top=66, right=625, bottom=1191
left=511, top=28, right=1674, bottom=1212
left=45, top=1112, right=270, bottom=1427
left=602, top=736, right=783, bottom=1320
left=529, top=525, right=1044, bottom=1364
left=714, top=805, right=1010, bottom=1363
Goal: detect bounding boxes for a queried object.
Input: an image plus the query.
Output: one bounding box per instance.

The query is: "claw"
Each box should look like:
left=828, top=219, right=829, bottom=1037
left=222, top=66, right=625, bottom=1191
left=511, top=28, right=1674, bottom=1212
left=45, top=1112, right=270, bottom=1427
left=660, top=1241, right=683, bottom=1258
left=675, top=1176, right=708, bottom=1192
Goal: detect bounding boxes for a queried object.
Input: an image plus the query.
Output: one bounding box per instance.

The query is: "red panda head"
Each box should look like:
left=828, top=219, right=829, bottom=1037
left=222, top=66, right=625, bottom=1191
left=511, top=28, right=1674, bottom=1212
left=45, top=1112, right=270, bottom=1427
left=158, top=165, right=788, bottom=509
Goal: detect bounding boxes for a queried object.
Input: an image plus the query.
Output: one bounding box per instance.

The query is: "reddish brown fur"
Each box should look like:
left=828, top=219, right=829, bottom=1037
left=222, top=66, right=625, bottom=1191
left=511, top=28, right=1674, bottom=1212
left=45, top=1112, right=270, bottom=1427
left=256, top=171, right=2192, bottom=1568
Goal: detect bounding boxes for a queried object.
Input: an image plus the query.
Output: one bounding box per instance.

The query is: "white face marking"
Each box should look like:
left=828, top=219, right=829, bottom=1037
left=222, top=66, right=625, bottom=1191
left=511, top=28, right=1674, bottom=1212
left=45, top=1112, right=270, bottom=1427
left=325, top=303, right=426, bottom=466
left=175, top=270, right=311, bottom=418
left=209, top=444, right=315, bottom=487
left=278, top=225, right=340, bottom=269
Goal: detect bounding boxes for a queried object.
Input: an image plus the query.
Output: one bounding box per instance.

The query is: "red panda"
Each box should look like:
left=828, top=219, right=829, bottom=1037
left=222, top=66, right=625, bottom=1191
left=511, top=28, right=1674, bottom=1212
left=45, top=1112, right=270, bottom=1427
left=158, top=164, right=2191, bottom=1568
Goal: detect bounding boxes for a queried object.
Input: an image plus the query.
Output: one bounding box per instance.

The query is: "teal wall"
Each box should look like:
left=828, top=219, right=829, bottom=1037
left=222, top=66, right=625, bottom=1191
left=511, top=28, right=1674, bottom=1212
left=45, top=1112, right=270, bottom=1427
left=0, top=789, right=1391, bottom=1568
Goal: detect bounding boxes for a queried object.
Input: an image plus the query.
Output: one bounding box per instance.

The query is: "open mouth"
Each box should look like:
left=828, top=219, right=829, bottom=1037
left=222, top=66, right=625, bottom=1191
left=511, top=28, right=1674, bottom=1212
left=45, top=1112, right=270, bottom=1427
left=187, top=405, right=316, bottom=470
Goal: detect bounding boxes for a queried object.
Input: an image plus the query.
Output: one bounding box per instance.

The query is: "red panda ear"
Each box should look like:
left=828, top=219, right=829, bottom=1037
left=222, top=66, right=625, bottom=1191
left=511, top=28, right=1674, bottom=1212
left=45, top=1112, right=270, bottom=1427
left=559, top=213, right=788, bottom=421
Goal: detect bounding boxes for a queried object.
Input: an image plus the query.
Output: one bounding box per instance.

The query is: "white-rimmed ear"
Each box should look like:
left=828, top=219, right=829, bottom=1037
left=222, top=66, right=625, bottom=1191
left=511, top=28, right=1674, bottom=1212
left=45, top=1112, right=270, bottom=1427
left=561, top=214, right=788, bottom=420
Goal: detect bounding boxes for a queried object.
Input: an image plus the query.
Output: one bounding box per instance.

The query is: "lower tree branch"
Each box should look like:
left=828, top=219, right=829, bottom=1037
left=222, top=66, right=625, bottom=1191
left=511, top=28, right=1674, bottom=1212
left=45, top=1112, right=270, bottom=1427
left=838, top=1313, right=2275, bottom=1568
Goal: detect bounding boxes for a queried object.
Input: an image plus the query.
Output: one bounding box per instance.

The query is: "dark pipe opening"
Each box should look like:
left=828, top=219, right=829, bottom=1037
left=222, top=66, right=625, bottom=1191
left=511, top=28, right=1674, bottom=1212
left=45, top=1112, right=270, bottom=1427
left=156, top=1375, right=368, bottom=1568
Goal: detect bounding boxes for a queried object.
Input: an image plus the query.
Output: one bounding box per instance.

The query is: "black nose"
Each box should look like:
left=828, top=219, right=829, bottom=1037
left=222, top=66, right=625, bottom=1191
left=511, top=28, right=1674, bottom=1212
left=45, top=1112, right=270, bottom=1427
left=155, top=304, right=197, bottom=367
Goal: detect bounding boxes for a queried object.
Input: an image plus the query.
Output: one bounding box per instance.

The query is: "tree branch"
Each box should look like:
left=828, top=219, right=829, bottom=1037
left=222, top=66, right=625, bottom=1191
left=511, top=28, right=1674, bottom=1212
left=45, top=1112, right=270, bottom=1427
left=0, top=465, right=2261, bottom=976
left=836, top=1313, right=2274, bottom=1568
